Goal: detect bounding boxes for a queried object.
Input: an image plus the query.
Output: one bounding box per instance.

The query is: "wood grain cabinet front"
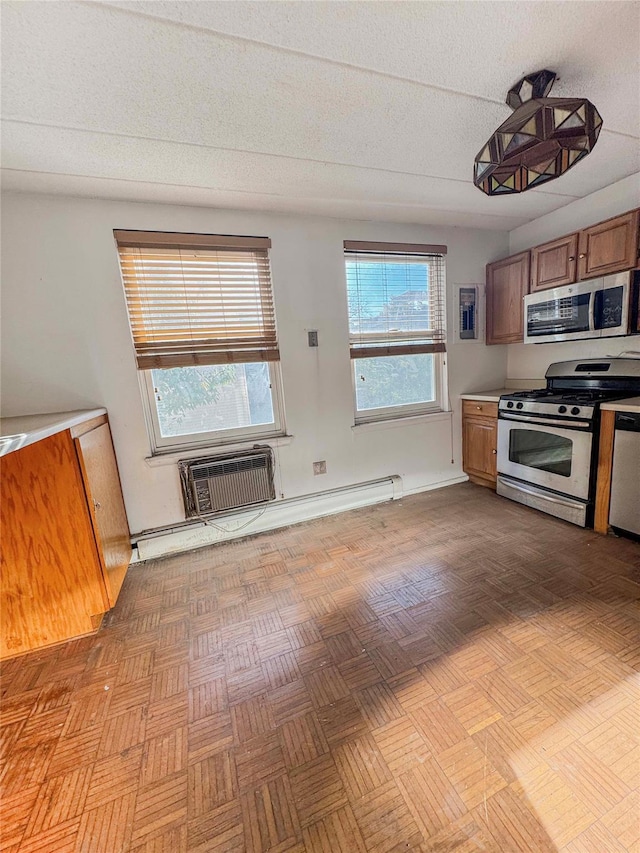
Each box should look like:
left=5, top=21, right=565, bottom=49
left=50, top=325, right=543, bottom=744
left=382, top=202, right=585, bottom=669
left=486, top=210, right=639, bottom=334
left=462, top=401, right=498, bottom=489
left=486, top=252, right=530, bottom=345
left=0, top=417, right=131, bottom=659
left=75, top=422, right=131, bottom=607
left=530, top=233, right=579, bottom=292
left=578, top=209, right=639, bottom=280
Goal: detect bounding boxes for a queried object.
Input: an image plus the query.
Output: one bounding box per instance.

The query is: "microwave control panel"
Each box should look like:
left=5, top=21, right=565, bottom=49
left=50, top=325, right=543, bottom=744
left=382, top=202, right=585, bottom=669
left=597, top=286, right=624, bottom=329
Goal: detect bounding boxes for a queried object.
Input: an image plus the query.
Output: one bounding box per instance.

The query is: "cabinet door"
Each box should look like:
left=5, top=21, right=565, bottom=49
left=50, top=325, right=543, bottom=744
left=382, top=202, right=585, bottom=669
left=0, top=432, right=108, bottom=658
left=76, top=423, right=131, bottom=607
left=463, top=415, right=498, bottom=486
left=531, top=233, right=578, bottom=292
left=578, top=209, right=639, bottom=279
left=486, top=252, right=530, bottom=344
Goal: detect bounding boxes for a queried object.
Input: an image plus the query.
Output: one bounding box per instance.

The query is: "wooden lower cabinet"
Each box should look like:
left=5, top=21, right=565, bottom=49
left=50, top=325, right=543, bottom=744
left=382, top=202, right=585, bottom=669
left=462, top=400, right=498, bottom=488
left=75, top=423, right=131, bottom=607
left=0, top=417, right=131, bottom=658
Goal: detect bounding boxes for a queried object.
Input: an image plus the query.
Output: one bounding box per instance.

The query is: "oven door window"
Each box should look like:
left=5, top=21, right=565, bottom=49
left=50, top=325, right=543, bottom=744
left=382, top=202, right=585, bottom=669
left=508, top=429, right=573, bottom=477
left=527, top=293, right=591, bottom=337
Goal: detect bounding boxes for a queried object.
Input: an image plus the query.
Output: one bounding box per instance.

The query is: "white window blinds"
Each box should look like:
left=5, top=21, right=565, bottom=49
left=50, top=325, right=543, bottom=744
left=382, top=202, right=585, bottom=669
left=344, top=241, right=447, bottom=359
left=115, top=231, right=279, bottom=370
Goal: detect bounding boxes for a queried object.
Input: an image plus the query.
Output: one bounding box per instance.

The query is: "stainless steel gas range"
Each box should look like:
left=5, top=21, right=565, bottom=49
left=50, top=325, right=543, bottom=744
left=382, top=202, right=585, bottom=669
left=497, top=358, right=640, bottom=527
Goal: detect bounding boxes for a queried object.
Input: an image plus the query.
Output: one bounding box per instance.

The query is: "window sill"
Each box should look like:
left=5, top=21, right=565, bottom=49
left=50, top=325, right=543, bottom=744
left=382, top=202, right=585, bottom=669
left=352, top=410, right=452, bottom=434
left=144, top=433, right=294, bottom=467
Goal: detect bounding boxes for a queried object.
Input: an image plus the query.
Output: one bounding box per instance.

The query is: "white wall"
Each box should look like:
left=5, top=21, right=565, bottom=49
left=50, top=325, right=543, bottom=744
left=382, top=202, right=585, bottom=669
left=507, top=173, right=640, bottom=381
left=1, top=193, right=509, bottom=534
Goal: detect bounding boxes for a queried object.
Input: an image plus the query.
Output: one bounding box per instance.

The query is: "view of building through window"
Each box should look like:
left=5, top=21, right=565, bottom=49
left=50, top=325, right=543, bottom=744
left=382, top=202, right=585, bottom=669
left=346, top=256, right=440, bottom=417
left=151, top=363, right=275, bottom=438
left=354, top=353, right=435, bottom=411
left=346, top=259, right=431, bottom=335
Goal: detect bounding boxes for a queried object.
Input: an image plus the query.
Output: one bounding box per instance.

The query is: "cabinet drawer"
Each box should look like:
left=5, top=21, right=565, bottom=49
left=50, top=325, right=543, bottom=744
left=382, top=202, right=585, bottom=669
left=462, top=400, right=498, bottom=419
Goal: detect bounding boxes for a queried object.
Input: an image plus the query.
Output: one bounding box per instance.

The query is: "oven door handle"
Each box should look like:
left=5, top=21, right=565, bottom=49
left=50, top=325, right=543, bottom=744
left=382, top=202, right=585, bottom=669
left=497, top=477, right=587, bottom=510
left=499, top=413, right=591, bottom=430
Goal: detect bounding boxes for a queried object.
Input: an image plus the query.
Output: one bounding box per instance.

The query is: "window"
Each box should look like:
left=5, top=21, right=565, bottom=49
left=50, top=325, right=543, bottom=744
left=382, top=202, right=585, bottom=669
left=115, top=230, right=284, bottom=451
left=344, top=240, right=447, bottom=423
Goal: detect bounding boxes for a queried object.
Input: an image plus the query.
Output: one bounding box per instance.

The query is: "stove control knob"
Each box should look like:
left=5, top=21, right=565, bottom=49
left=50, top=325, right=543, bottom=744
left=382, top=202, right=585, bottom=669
left=516, top=402, right=524, bottom=409
left=558, top=405, right=567, bottom=413
left=506, top=401, right=514, bottom=409
left=571, top=406, right=580, bottom=415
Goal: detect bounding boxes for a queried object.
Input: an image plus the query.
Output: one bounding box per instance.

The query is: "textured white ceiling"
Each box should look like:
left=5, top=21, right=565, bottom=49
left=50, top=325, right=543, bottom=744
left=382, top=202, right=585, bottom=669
left=2, top=1, right=639, bottom=229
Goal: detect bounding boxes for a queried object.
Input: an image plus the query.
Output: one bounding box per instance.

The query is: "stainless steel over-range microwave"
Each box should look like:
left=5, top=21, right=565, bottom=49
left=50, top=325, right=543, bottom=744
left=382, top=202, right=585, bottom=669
left=524, top=271, right=640, bottom=344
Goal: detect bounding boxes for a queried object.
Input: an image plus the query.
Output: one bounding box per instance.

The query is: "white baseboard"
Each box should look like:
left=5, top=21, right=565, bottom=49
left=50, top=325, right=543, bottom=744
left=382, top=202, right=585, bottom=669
left=134, top=473, right=468, bottom=562
left=402, top=475, right=468, bottom=497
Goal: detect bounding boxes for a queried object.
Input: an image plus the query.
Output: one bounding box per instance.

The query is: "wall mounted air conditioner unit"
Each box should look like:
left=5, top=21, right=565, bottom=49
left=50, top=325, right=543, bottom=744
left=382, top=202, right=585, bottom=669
left=179, top=446, right=275, bottom=518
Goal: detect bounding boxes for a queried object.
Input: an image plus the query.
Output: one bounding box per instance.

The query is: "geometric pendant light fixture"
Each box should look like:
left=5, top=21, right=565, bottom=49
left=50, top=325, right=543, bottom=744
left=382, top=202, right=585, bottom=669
left=474, top=69, right=603, bottom=195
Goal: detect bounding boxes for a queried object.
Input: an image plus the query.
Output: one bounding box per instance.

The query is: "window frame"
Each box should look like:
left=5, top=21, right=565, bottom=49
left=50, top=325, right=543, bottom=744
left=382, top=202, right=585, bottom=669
left=351, top=352, right=446, bottom=425
left=140, top=361, right=286, bottom=455
left=344, top=250, right=448, bottom=424
left=113, top=229, right=285, bottom=454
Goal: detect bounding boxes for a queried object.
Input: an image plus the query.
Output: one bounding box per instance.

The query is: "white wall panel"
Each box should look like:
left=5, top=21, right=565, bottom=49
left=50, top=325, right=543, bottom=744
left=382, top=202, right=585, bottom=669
left=1, top=193, right=508, bottom=533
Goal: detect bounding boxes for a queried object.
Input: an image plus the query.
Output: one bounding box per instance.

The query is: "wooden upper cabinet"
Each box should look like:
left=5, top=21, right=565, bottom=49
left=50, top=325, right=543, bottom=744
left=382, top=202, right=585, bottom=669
left=486, top=251, right=530, bottom=345
left=531, top=233, right=579, bottom=292
left=75, top=423, right=131, bottom=608
left=577, top=209, right=639, bottom=280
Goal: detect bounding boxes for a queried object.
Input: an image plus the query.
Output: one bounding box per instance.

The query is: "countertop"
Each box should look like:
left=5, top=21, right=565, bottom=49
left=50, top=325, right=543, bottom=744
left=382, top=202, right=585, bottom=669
left=460, top=382, right=542, bottom=403
left=601, top=397, right=640, bottom=414
left=460, top=389, right=512, bottom=402
left=0, top=409, right=107, bottom=457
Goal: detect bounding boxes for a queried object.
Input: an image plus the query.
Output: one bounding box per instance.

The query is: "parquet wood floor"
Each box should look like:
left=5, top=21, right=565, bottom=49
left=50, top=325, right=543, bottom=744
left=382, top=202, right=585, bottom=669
left=2, top=483, right=639, bottom=852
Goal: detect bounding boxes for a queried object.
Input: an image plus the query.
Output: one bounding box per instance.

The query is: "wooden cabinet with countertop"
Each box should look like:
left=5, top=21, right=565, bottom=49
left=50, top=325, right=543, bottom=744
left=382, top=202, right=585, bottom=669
left=74, top=421, right=131, bottom=607
left=486, top=252, right=530, bottom=345
left=0, top=412, right=131, bottom=658
left=462, top=399, right=498, bottom=488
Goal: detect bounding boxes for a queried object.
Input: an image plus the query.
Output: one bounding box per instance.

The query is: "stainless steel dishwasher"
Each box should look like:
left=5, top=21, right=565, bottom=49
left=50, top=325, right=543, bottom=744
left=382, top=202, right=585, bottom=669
left=609, top=411, right=640, bottom=538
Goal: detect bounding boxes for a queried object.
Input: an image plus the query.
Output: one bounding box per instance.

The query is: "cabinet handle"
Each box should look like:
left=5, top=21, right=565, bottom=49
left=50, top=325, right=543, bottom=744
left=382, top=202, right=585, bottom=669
left=579, top=253, right=586, bottom=259
left=476, top=405, right=483, bottom=410
left=492, top=449, right=497, bottom=454
left=568, top=256, right=575, bottom=261
left=93, top=501, right=101, bottom=511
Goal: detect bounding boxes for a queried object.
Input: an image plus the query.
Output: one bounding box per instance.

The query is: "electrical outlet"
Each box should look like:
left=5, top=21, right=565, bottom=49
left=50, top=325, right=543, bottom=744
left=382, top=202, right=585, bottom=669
left=308, top=330, right=319, bottom=347
left=313, top=460, right=327, bottom=475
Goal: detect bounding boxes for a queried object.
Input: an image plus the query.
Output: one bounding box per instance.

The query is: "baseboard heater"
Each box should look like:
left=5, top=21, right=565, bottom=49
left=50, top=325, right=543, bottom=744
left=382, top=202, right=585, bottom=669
left=134, top=474, right=405, bottom=560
